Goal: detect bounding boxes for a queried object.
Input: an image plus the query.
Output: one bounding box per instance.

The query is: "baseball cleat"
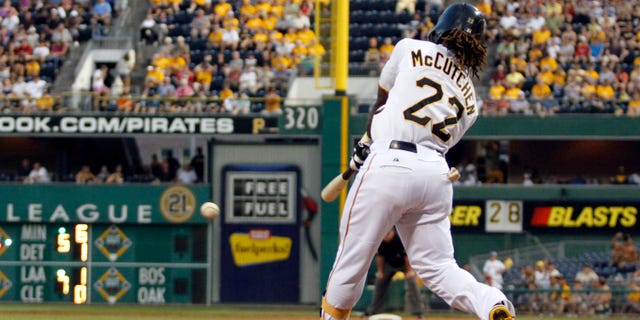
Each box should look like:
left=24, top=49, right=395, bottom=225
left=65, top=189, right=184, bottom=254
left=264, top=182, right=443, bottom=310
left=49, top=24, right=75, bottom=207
left=489, top=302, right=514, bottom=320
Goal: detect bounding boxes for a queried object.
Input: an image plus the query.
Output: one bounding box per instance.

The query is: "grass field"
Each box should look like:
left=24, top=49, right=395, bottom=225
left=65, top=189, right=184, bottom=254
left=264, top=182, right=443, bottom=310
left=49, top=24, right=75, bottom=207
left=0, top=304, right=636, bottom=320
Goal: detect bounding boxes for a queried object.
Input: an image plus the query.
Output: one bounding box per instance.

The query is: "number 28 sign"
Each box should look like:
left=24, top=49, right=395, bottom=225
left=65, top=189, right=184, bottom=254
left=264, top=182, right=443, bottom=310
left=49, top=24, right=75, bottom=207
left=485, top=200, right=523, bottom=233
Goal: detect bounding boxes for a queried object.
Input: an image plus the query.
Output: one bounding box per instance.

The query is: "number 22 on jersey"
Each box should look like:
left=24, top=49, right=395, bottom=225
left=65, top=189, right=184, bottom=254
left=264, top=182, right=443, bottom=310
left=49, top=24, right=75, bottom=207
left=403, top=76, right=474, bottom=142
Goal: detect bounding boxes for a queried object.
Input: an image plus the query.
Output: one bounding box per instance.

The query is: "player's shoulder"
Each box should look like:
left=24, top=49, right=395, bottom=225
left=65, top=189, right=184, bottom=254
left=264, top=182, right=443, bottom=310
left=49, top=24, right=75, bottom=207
left=395, top=38, right=444, bottom=56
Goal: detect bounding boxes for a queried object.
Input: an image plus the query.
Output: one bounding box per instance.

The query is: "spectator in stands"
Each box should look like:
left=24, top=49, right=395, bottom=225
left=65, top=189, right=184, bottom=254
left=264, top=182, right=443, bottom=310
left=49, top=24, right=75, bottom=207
left=611, top=232, right=639, bottom=270
left=24, top=74, right=47, bottom=111
left=483, top=251, right=506, bottom=289
left=587, top=276, right=612, bottom=316
left=97, top=165, right=110, bottom=183
left=238, top=66, right=258, bottom=94
left=24, top=162, right=50, bottom=183
left=51, top=22, right=73, bottom=45
left=149, top=154, right=162, bottom=181
left=155, top=159, right=175, bottom=183
left=533, top=260, right=552, bottom=314
left=627, top=90, right=640, bottom=116
left=16, top=158, right=31, bottom=181
left=363, top=37, right=380, bottom=76
left=165, top=150, right=180, bottom=180
left=177, top=163, right=198, bottom=184
left=35, top=89, right=56, bottom=111
left=115, top=52, right=133, bottom=90
left=75, top=165, right=97, bottom=184
left=232, top=92, right=251, bottom=114
left=91, top=0, right=112, bottom=34
left=106, top=164, right=124, bottom=184
left=453, top=158, right=478, bottom=186
left=555, top=274, right=573, bottom=316
left=611, top=165, right=629, bottom=184
left=190, top=9, right=210, bottom=40
left=92, top=64, right=110, bottom=96
left=262, top=87, right=282, bottom=116
left=625, top=269, right=640, bottom=313
left=189, top=147, right=205, bottom=183
left=566, top=280, right=589, bottom=316
left=139, top=12, right=158, bottom=45
left=575, top=264, right=599, bottom=288
left=1, top=7, right=19, bottom=34
left=395, top=0, right=416, bottom=14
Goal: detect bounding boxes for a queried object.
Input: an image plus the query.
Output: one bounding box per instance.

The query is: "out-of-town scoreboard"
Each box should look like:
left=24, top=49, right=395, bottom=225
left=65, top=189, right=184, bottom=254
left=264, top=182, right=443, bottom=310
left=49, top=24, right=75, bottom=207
left=0, top=184, right=210, bottom=304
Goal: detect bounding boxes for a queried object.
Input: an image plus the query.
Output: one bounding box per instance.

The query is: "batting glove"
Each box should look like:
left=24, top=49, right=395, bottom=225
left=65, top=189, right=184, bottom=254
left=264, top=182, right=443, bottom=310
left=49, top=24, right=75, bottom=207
left=349, top=141, right=370, bottom=171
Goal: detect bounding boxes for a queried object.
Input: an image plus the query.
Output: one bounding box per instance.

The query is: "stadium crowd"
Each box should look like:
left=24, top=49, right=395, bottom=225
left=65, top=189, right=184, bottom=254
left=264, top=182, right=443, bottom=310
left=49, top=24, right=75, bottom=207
left=113, top=0, right=324, bottom=114
left=484, top=233, right=640, bottom=316
left=0, top=0, right=113, bottom=112
left=0, top=0, right=639, bottom=116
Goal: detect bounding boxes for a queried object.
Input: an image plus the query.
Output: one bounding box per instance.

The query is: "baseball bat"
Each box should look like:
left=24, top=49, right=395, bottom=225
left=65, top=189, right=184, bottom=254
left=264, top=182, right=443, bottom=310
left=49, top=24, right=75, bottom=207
left=320, top=133, right=371, bottom=202
left=321, top=167, right=355, bottom=202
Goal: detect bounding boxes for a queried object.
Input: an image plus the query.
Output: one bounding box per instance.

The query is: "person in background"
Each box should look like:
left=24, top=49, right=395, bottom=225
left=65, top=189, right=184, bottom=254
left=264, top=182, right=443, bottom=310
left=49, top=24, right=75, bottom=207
left=75, top=165, right=97, bottom=184
left=365, top=228, right=425, bottom=319
left=483, top=251, right=506, bottom=289
left=106, top=164, right=124, bottom=184
left=24, top=162, right=51, bottom=183
left=190, top=147, right=205, bottom=183
left=177, top=163, right=198, bottom=184
left=16, top=158, right=31, bottom=180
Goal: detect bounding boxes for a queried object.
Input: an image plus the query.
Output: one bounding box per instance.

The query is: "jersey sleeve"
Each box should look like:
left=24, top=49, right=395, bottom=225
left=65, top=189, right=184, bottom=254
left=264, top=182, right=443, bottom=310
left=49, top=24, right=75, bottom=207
left=378, top=39, right=405, bottom=91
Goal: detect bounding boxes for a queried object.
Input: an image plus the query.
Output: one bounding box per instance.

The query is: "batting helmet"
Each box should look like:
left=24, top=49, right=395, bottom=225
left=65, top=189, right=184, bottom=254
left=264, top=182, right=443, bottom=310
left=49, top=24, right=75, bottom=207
left=427, top=2, right=486, bottom=44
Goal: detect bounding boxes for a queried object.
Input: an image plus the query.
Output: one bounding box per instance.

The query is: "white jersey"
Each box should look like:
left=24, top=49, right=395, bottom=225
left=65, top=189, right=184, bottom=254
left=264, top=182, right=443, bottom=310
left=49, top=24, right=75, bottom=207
left=370, top=38, right=480, bottom=154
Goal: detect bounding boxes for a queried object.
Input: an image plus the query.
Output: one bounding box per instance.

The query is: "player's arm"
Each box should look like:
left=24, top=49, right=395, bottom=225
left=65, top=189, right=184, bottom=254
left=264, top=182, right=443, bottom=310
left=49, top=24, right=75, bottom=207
left=365, top=86, right=389, bottom=139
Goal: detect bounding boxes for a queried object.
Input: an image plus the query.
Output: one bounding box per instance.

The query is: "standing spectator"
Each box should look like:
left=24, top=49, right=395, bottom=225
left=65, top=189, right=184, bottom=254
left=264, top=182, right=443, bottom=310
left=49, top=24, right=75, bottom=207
left=611, top=232, right=639, bottom=270
left=75, top=165, right=97, bottom=184
left=150, top=154, right=162, bottom=180
left=483, top=251, right=506, bottom=289
left=92, top=64, right=110, bottom=96
left=115, top=52, right=134, bottom=90
left=24, top=162, right=50, bottom=183
left=533, top=260, right=551, bottom=313
left=165, top=150, right=180, bottom=180
left=190, top=147, right=205, bottom=183
left=364, top=228, right=425, bottom=319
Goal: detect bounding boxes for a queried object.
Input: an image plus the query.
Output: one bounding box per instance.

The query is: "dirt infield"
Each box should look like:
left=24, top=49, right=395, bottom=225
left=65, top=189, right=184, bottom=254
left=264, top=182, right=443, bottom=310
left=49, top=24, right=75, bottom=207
left=0, top=304, right=477, bottom=320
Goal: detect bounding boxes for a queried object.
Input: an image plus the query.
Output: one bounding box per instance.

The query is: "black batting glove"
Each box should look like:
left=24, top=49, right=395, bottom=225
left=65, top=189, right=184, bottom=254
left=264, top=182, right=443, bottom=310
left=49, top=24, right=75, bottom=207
left=349, top=141, right=371, bottom=171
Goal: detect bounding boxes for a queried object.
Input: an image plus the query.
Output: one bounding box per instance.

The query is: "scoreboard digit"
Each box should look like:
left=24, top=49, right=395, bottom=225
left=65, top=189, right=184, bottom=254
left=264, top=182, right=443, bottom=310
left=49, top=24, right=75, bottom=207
left=484, top=200, right=523, bottom=233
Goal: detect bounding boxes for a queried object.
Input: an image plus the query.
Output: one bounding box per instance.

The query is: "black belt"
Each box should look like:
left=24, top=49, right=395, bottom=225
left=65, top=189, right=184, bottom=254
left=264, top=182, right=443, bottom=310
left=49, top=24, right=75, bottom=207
left=389, top=140, right=417, bottom=153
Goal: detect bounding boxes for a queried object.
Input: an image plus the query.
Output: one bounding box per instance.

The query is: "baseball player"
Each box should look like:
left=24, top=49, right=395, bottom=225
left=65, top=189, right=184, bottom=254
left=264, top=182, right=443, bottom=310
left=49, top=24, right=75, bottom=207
left=321, top=3, right=516, bottom=320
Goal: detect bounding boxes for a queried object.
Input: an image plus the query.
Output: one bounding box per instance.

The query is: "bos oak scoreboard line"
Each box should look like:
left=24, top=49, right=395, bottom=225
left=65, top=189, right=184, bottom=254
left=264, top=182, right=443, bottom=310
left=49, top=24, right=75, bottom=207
left=0, top=185, right=210, bottom=304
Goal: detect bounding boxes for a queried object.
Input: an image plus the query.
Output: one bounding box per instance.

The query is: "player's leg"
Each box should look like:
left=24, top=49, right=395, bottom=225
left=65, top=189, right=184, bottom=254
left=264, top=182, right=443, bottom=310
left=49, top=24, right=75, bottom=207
left=397, top=217, right=515, bottom=320
left=321, top=151, right=413, bottom=319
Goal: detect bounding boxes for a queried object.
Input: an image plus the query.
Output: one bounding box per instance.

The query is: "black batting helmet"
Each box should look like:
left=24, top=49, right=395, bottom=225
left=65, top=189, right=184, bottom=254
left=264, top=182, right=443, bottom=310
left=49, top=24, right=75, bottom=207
left=427, top=2, right=486, bottom=44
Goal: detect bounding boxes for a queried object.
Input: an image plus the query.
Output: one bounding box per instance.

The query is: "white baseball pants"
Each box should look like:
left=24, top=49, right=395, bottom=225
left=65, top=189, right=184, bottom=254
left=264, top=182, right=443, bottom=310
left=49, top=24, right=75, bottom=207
left=322, top=139, right=511, bottom=320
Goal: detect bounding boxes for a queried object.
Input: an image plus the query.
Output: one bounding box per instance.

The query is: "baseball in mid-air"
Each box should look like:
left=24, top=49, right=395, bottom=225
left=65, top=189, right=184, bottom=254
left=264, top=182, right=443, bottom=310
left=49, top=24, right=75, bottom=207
left=200, top=202, right=220, bottom=219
